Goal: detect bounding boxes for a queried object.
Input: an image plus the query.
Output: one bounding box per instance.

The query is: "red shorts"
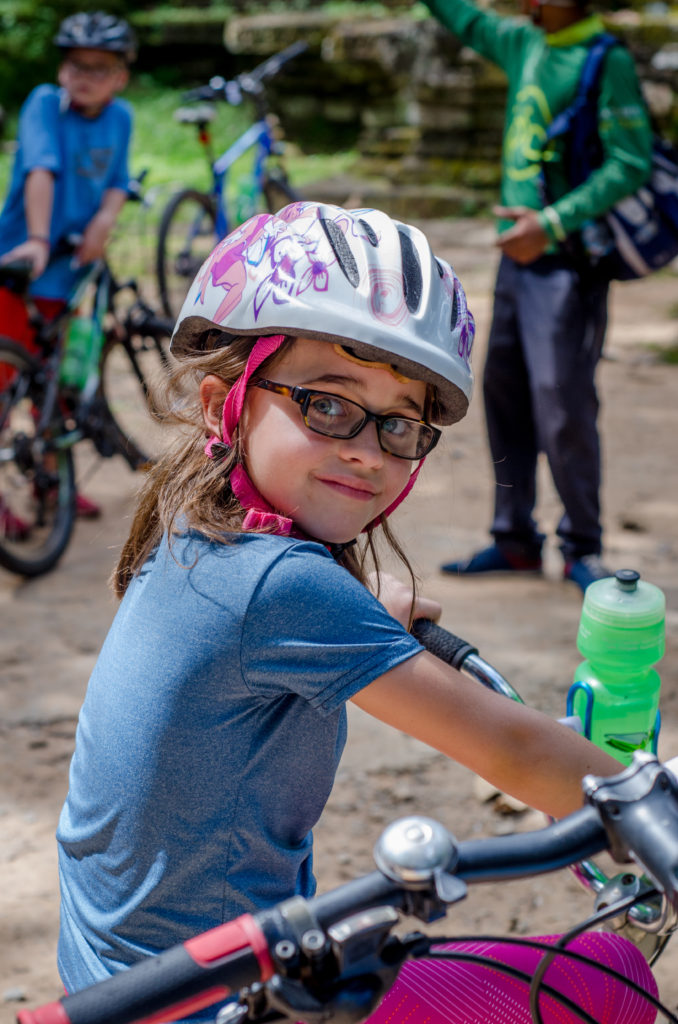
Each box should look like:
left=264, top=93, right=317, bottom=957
left=0, top=288, right=67, bottom=389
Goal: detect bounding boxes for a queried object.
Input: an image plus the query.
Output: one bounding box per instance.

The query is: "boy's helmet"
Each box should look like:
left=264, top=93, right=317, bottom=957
left=54, top=12, right=137, bottom=62
left=171, top=202, right=475, bottom=425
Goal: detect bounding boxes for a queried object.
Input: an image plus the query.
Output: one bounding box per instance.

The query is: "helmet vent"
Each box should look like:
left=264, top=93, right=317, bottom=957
left=435, top=258, right=445, bottom=277
left=358, top=219, right=379, bottom=247
left=320, top=218, right=359, bottom=287
left=450, top=284, right=459, bottom=330
left=398, top=230, right=423, bottom=313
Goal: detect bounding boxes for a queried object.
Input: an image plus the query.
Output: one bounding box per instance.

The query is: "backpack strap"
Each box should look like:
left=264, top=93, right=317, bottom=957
left=545, top=32, right=619, bottom=143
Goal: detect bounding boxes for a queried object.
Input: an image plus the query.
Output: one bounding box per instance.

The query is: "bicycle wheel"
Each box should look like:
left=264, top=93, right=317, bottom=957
left=0, top=338, right=76, bottom=577
left=97, top=322, right=175, bottom=471
left=156, top=189, right=218, bottom=319
left=263, top=171, right=302, bottom=215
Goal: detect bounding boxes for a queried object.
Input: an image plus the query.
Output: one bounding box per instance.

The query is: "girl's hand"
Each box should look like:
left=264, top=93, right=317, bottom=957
left=368, top=571, right=442, bottom=631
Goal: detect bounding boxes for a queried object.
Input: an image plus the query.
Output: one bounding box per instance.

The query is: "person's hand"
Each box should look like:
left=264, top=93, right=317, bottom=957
left=494, top=205, right=550, bottom=264
left=0, top=237, right=50, bottom=279
left=367, top=571, right=442, bottom=630
left=76, top=212, right=114, bottom=266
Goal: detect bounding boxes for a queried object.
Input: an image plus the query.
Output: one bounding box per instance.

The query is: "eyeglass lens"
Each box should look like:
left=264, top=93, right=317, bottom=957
left=304, top=392, right=435, bottom=459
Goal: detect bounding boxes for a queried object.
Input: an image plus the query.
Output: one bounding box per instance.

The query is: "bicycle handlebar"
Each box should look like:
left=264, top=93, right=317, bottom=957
left=16, top=754, right=678, bottom=1024
left=182, top=41, right=308, bottom=106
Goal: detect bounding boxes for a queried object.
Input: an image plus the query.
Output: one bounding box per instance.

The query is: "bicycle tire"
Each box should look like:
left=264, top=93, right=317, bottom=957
left=156, top=189, right=218, bottom=319
left=0, top=337, right=76, bottom=577
left=263, top=171, right=302, bottom=215
left=97, top=323, right=174, bottom=471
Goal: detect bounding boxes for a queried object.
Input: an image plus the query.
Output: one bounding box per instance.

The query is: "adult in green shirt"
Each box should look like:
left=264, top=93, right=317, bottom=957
left=430, top=0, right=652, bottom=592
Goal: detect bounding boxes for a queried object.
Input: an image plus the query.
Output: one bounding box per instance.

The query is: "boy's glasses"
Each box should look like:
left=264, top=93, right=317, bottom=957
left=255, top=379, right=441, bottom=461
left=64, top=59, right=123, bottom=80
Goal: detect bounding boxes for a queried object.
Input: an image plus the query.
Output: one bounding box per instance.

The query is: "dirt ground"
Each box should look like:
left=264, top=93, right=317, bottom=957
left=2, top=217, right=678, bottom=1023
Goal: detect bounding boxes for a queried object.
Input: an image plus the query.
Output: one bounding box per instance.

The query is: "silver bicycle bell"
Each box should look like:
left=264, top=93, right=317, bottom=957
left=374, top=815, right=461, bottom=899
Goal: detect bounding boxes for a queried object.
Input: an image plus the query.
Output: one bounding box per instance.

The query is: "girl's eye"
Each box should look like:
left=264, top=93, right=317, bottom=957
left=311, top=395, right=350, bottom=419
left=382, top=416, right=416, bottom=438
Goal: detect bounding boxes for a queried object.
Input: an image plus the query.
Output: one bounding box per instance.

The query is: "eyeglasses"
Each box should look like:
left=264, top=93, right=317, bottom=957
left=64, top=59, right=123, bottom=80
left=255, top=379, right=441, bottom=461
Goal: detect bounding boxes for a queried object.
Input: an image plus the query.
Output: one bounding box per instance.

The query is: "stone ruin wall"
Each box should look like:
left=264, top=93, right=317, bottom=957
left=152, top=4, right=678, bottom=215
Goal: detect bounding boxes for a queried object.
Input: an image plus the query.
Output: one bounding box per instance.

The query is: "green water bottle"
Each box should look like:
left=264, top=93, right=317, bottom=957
left=567, top=569, right=665, bottom=764
left=60, top=315, right=104, bottom=391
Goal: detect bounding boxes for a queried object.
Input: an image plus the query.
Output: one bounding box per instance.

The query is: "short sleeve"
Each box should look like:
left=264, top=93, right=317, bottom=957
left=18, top=87, right=62, bottom=176
left=240, top=543, right=423, bottom=713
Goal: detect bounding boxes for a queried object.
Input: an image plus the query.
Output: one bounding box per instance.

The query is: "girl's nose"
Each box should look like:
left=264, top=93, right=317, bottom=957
left=337, top=420, right=384, bottom=468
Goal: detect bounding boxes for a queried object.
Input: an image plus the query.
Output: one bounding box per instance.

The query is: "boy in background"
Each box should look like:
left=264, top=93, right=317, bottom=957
left=0, top=11, right=136, bottom=521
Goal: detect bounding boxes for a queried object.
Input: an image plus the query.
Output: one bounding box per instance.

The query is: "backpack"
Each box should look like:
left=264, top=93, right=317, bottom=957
left=542, top=32, right=678, bottom=281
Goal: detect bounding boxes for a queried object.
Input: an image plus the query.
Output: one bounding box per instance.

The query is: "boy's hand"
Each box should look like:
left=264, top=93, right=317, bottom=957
left=0, top=238, right=50, bottom=279
left=494, top=206, right=549, bottom=264
left=76, top=212, right=114, bottom=266
left=367, top=571, right=442, bottom=630
left=75, top=188, right=128, bottom=266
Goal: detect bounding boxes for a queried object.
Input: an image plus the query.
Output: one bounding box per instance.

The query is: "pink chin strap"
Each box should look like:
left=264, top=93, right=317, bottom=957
left=204, top=335, right=425, bottom=543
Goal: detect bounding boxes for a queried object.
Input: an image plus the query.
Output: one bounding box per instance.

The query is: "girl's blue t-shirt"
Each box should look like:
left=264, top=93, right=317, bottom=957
left=0, top=84, right=132, bottom=299
left=57, top=531, right=422, bottom=994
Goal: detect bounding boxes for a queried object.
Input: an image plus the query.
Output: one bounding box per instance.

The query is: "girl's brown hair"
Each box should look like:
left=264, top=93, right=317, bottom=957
left=113, top=335, right=419, bottom=618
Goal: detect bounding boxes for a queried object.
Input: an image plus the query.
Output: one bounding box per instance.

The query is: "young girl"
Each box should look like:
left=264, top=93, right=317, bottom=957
left=56, top=202, right=656, bottom=1023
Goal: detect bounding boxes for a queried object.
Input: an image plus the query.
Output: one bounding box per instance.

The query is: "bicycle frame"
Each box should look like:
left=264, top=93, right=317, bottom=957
left=210, top=118, right=275, bottom=238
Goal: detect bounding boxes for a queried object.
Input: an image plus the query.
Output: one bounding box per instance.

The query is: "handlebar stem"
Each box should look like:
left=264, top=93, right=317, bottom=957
left=584, top=753, right=678, bottom=914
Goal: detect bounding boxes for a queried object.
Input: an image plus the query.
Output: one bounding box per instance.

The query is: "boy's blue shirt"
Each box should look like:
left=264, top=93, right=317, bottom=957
left=0, top=84, right=132, bottom=300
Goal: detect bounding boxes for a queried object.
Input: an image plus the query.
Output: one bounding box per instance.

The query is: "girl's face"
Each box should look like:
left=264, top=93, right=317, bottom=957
left=202, top=338, right=428, bottom=544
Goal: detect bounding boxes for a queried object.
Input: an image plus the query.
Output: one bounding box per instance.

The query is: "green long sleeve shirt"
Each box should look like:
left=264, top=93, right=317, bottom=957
left=423, top=0, right=652, bottom=244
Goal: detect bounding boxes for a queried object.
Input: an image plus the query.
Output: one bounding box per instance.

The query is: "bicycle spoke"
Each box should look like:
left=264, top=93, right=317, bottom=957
left=156, top=190, right=218, bottom=319
left=98, top=328, right=175, bottom=470
left=0, top=338, right=76, bottom=577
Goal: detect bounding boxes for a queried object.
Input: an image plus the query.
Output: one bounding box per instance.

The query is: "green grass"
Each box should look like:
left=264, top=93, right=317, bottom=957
left=651, top=343, right=678, bottom=364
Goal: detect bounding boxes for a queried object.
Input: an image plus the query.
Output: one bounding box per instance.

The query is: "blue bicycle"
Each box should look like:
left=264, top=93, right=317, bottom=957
left=155, top=42, right=306, bottom=318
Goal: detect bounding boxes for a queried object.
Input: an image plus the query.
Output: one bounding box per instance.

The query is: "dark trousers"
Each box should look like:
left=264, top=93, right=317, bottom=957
left=484, top=254, right=609, bottom=563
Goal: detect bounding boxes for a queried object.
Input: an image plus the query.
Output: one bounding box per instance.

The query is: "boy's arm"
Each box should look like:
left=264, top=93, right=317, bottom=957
left=422, top=0, right=532, bottom=71
left=0, top=168, right=55, bottom=278
left=76, top=187, right=128, bottom=266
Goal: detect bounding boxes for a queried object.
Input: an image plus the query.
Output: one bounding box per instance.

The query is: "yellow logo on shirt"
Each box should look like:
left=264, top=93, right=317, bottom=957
left=504, top=85, right=556, bottom=182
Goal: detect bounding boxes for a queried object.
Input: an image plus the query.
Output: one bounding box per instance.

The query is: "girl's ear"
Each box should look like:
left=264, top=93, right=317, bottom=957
left=200, top=375, right=229, bottom=437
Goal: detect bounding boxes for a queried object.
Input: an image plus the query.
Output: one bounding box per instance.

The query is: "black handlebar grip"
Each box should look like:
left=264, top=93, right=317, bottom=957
left=16, top=916, right=271, bottom=1024
left=412, top=619, right=478, bottom=670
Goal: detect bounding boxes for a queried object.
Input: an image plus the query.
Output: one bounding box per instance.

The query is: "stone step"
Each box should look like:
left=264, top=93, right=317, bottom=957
left=301, top=175, right=493, bottom=219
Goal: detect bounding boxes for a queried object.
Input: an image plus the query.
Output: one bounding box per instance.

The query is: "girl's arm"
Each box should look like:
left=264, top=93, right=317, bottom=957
left=351, top=652, right=622, bottom=820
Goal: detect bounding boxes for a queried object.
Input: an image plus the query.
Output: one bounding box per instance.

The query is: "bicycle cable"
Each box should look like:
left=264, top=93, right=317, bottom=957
left=423, top=928, right=675, bottom=1023
left=526, top=888, right=675, bottom=1024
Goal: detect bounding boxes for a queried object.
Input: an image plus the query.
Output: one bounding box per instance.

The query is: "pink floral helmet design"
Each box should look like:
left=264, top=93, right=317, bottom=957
left=171, top=202, right=475, bottom=426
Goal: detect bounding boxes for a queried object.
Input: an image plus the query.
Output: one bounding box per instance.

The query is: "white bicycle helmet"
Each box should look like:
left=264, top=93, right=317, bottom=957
left=171, top=202, right=475, bottom=425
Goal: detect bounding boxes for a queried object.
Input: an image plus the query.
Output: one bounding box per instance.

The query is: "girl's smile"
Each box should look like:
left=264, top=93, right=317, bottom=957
left=201, top=338, right=429, bottom=544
